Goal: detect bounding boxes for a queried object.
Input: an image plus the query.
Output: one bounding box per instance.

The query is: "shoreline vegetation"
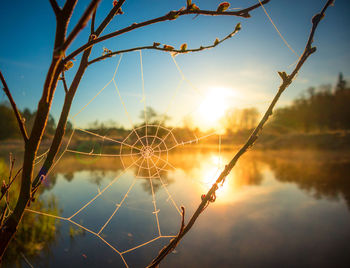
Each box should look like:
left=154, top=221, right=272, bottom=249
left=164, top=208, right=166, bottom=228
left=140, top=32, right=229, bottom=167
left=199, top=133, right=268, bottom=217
left=1, top=130, right=350, bottom=164
left=1, top=73, right=350, bottom=159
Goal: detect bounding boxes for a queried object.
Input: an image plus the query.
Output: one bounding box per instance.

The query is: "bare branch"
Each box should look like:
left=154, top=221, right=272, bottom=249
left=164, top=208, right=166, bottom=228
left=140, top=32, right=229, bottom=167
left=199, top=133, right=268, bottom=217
left=62, top=0, right=101, bottom=52
left=0, top=155, right=22, bottom=213
left=147, top=206, right=185, bottom=268
left=88, top=25, right=241, bottom=65
left=0, top=0, right=101, bottom=260
left=0, top=71, right=29, bottom=142
left=65, top=0, right=270, bottom=62
left=62, top=0, right=78, bottom=15
left=91, top=9, right=96, bottom=34
left=0, top=168, right=22, bottom=203
left=60, top=72, right=69, bottom=93
left=44, top=0, right=100, bottom=102
left=49, top=0, right=60, bottom=16
left=147, top=0, right=334, bottom=266
left=30, top=1, right=127, bottom=193
left=95, top=0, right=125, bottom=35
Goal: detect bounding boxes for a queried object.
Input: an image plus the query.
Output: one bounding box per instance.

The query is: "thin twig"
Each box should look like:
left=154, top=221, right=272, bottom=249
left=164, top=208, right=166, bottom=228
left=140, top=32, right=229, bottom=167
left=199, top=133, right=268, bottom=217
left=64, top=0, right=270, bottom=62
left=5, top=155, right=14, bottom=209
left=8, top=154, right=14, bottom=185
left=0, top=156, right=21, bottom=227
left=0, top=71, right=28, bottom=142
left=62, top=0, right=100, bottom=52
left=148, top=207, right=185, bottom=267
left=88, top=25, right=241, bottom=65
left=147, top=0, right=334, bottom=266
left=91, top=9, right=96, bottom=34
left=20, top=251, right=34, bottom=268
left=0, top=167, right=22, bottom=203
left=95, top=0, right=126, bottom=36
left=60, top=72, right=69, bottom=93
left=0, top=203, right=10, bottom=228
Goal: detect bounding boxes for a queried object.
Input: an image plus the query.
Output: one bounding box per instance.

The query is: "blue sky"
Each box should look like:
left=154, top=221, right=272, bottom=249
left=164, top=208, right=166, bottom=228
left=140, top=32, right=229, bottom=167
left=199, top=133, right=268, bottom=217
left=0, top=0, right=349, bottom=130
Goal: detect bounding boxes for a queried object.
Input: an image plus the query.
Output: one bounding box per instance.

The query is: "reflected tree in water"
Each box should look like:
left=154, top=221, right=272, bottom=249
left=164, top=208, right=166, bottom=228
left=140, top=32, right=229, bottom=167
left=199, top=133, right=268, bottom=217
left=264, top=155, right=350, bottom=210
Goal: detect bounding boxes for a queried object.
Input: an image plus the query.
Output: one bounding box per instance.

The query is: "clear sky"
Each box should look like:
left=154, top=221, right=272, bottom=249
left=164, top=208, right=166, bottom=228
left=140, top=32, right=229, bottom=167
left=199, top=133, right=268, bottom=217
left=0, top=0, right=349, bottom=131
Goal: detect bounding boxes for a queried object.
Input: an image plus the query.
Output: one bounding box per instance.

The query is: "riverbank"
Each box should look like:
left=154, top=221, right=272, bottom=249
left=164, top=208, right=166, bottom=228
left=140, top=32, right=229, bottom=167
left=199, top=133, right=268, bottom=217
left=1, top=130, right=349, bottom=161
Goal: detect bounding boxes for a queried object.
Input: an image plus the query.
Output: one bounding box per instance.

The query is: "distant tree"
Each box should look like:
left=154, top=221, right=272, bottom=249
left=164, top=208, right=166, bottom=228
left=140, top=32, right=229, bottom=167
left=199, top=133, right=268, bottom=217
left=335, top=72, right=346, bottom=92
left=222, top=107, right=259, bottom=133
left=0, top=104, right=57, bottom=140
left=334, top=73, right=350, bottom=129
left=0, top=103, right=20, bottom=140
left=241, top=108, right=259, bottom=130
left=66, top=120, right=73, bottom=132
left=23, top=109, right=56, bottom=137
left=139, top=106, right=157, bottom=122
left=182, top=115, right=195, bottom=130
left=139, top=106, right=170, bottom=125
left=22, top=108, right=32, bottom=124
left=272, top=76, right=350, bottom=132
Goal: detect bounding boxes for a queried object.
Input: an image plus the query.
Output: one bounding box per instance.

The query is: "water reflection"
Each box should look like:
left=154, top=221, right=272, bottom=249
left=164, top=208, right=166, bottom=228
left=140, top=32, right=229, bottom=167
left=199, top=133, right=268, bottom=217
left=40, top=149, right=350, bottom=208
left=258, top=151, right=350, bottom=210
left=4, top=149, right=350, bottom=267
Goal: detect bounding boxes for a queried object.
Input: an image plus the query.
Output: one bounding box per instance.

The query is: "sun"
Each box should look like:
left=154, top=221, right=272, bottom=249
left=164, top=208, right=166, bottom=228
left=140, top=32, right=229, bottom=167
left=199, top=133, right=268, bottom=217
left=198, top=87, right=228, bottom=122
left=197, top=87, right=240, bottom=130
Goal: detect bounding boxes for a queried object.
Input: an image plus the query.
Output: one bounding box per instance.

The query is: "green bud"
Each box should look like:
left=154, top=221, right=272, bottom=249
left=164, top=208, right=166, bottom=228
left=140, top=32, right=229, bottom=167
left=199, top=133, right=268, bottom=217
left=235, top=23, right=241, bottom=31
left=217, top=2, right=230, bottom=12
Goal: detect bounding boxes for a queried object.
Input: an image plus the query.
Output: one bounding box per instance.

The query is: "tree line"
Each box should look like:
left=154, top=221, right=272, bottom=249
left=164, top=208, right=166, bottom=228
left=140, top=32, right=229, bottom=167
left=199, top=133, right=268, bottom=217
left=272, top=73, right=350, bottom=132
left=0, top=103, right=56, bottom=140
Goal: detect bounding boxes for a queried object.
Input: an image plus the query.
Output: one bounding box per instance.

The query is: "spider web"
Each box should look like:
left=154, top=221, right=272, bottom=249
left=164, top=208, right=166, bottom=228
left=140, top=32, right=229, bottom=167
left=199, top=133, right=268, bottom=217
left=26, top=51, right=221, bottom=267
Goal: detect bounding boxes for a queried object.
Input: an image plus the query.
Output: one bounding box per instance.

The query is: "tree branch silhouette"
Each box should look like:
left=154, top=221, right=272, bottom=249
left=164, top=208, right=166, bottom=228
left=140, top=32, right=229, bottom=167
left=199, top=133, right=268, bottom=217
left=0, top=0, right=100, bottom=261
left=49, top=0, right=60, bottom=17
left=60, top=72, right=69, bottom=94
left=61, top=0, right=99, bottom=52
left=31, top=0, right=127, bottom=190
left=88, top=24, right=241, bottom=65
left=0, top=72, right=28, bottom=142
left=64, top=0, right=270, bottom=62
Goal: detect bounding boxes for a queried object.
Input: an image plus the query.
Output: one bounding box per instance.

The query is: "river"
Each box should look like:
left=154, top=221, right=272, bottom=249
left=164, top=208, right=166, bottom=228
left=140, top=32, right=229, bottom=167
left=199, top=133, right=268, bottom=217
left=3, top=148, right=350, bottom=268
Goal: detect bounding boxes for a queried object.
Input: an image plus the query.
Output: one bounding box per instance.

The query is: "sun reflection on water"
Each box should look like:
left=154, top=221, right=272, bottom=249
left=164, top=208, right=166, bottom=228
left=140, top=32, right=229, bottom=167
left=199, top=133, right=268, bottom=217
left=196, top=154, right=237, bottom=204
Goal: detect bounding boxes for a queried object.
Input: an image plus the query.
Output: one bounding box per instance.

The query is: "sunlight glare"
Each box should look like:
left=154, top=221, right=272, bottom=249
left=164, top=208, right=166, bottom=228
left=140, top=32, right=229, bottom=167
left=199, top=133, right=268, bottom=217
left=198, top=87, right=229, bottom=123
left=200, top=154, right=232, bottom=203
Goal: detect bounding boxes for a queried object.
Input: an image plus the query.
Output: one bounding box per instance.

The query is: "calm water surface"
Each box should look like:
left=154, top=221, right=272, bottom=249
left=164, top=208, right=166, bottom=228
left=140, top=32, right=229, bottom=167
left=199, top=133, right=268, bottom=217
left=5, top=149, right=350, bottom=268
